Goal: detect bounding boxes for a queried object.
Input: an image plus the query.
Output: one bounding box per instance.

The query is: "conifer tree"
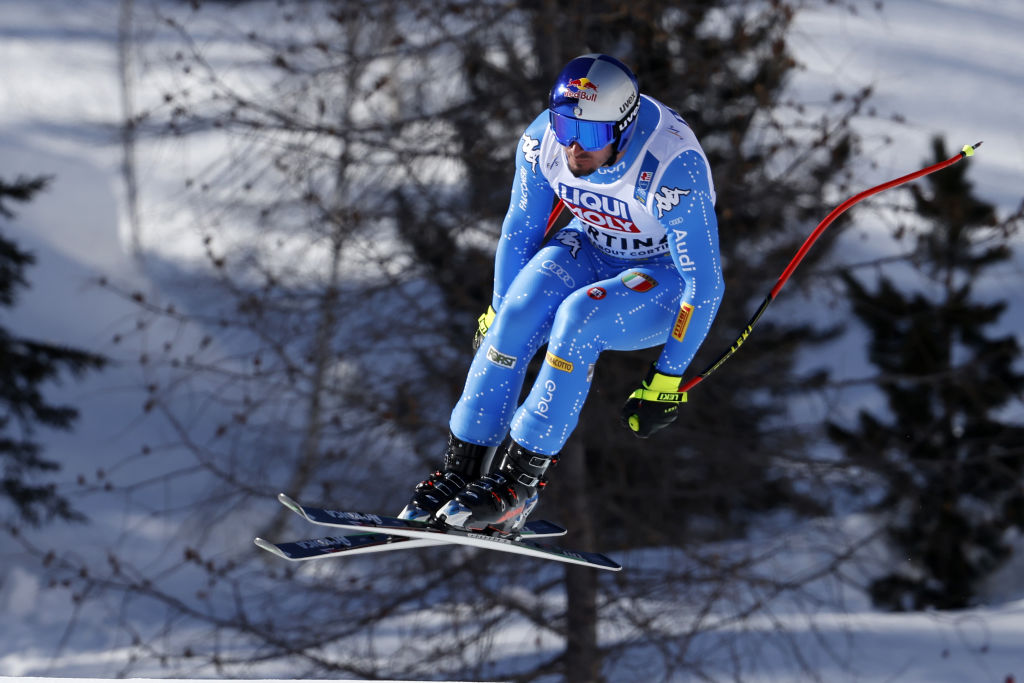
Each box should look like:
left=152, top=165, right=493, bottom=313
left=829, top=137, right=1024, bottom=610
left=0, top=176, right=106, bottom=526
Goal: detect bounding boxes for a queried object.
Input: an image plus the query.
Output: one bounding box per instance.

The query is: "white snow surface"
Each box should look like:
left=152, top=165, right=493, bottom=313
left=0, top=0, right=1023, bottom=681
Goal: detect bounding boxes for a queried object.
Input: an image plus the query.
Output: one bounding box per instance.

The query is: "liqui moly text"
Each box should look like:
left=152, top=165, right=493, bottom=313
left=558, top=184, right=638, bottom=233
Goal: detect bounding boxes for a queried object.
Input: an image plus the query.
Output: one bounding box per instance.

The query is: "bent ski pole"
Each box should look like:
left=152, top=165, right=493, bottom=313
left=679, top=141, right=983, bottom=393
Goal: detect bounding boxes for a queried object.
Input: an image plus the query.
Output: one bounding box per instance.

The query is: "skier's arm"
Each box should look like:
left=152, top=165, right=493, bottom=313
left=491, top=116, right=557, bottom=310
left=652, top=149, right=724, bottom=377
left=621, top=149, right=722, bottom=438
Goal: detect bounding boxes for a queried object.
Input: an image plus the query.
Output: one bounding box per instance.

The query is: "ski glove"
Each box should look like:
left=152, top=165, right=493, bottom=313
left=473, top=305, right=497, bottom=350
left=620, top=364, right=687, bottom=438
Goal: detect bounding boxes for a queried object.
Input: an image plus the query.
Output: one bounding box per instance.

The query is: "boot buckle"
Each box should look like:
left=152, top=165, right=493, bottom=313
left=515, top=472, right=540, bottom=487
left=526, top=455, right=549, bottom=468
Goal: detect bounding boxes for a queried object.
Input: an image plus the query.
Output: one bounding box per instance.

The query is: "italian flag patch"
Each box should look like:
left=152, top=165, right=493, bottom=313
left=622, top=271, right=658, bottom=292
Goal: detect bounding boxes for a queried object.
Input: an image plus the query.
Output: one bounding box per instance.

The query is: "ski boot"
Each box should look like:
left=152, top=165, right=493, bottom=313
left=398, top=432, right=489, bottom=522
left=438, top=441, right=556, bottom=534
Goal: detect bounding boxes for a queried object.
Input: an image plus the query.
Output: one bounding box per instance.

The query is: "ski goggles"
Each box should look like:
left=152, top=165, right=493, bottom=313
left=549, top=110, right=617, bottom=151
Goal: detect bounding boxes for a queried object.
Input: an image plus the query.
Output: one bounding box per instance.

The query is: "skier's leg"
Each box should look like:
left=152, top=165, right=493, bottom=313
left=402, top=230, right=596, bottom=520
left=448, top=230, right=597, bottom=446
left=510, top=261, right=686, bottom=455
left=441, top=259, right=686, bottom=531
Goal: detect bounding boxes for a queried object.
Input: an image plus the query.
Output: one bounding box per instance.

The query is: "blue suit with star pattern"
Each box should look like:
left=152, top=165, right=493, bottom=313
left=450, top=95, right=724, bottom=455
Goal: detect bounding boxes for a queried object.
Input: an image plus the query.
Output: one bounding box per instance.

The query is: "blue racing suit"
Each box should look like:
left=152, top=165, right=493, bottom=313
left=449, top=95, right=724, bottom=455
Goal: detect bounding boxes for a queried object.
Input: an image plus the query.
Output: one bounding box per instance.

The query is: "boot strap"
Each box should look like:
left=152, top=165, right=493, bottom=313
left=505, top=447, right=553, bottom=488
left=443, top=436, right=489, bottom=476
left=515, top=472, right=542, bottom=487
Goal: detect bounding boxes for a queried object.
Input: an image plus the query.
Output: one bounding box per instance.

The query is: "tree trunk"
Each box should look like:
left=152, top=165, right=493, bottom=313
left=558, top=435, right=602, bottom=683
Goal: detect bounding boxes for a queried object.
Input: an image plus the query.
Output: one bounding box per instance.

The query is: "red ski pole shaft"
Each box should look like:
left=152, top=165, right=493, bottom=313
left=679, top=141, right=982, bottom=393
left=544, top=198, right=566, bottom=239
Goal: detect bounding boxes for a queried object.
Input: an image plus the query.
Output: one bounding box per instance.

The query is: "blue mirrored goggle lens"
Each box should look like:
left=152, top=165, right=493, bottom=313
left=549, top=111, right=616, bottom=151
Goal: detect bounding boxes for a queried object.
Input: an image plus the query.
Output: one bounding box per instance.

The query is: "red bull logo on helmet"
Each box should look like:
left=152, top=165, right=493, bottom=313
left=566, top=77, right=599, bottom=102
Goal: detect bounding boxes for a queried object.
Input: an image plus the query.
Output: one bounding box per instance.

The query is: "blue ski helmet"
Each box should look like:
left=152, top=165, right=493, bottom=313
left=549, top=54, right=640, bottom=153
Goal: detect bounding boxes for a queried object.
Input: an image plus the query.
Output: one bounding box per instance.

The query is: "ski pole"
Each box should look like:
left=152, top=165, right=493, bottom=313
left=678, top=141, right=983, bottom=393
left=544, top=198, right=567, bottom=239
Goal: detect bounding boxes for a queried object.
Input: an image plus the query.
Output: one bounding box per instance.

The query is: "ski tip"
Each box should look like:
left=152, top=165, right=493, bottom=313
left=523, top=519, right=568, bottom=537
left=582, top=554, right=621, bottom=571
left=254, top=537, right=285, bottom=559
left=277, top=492, right=303, bottom=514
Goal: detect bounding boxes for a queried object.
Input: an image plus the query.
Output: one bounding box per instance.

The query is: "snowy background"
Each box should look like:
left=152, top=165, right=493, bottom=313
left=1, top=0, right=1023, bottom=680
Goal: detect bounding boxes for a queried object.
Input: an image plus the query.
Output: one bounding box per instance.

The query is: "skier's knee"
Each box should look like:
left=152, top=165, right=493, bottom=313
left=550, top=290, right=603, bottom=343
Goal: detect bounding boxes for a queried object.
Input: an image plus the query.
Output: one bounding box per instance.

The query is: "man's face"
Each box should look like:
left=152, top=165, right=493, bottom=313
left=564, top=141, right=616, bottom=177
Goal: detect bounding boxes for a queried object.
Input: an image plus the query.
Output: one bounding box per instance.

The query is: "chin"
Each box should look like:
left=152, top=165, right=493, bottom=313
left=568, top=160, right=597, bottom=177
left=566, top=148, right=613, bottom=176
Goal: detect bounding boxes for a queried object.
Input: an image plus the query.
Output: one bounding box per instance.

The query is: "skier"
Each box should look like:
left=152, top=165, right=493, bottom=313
left=400, top=54, right=724, bottom=533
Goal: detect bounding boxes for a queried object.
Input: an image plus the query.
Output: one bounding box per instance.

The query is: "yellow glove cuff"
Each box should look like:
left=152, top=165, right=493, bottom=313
left=629, top=367, right=687, bottom=403
left=477, top=305, right=496, bottom=336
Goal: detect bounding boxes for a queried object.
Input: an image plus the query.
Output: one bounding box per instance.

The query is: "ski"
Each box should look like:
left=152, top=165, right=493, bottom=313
left=255, top=518, right=567, bottom=562
left=271, top=493, right=621, bottom=571
left=255, top=532, right=420, bottom=561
